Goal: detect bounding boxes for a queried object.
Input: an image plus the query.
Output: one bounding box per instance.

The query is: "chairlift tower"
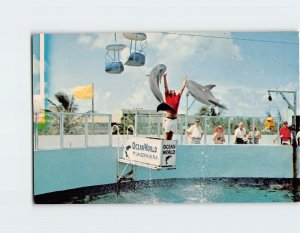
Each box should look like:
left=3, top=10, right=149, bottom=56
left=267, top=89, right=297, bottom=125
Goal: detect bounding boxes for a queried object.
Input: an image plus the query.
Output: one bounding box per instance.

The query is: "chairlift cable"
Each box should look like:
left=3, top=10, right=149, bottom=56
left=163, top=32, right=297, bottom=45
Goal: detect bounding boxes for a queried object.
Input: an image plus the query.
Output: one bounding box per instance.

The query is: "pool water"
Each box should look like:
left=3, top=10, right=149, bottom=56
left=85, top=178, right=300, bottom=204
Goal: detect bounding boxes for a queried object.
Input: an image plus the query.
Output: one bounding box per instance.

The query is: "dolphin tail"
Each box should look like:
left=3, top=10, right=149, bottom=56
left=157, top=102, right=175, bottom=112
left=208, top=100, right=228, bottom=110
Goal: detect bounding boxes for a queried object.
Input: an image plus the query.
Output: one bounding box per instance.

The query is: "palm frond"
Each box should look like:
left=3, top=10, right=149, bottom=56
left=46, top=98, right=61, bottom=112
left=55, top=92, right=70, bottom=111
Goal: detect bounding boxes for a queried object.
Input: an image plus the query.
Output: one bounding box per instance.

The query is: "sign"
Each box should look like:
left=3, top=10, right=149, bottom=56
left=122, top=137, right=177, bottom=169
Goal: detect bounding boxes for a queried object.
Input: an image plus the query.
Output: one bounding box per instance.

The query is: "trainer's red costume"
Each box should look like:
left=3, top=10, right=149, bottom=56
left=165, top=93, right=181, bottom=114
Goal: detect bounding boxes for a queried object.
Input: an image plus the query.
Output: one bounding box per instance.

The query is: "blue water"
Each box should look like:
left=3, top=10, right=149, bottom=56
left=86, top=179, right=300, bottom=204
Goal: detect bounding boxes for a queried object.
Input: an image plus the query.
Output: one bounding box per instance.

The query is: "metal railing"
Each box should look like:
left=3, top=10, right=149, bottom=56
left=34, top=112, right=282, bottom=150
left=34, top=112, right=112, bottom=150
left=134, top=114, right=281, bottom=145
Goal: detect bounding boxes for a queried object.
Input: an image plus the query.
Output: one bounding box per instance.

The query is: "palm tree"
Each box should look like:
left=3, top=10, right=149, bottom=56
left=46, top=91, right=79, bottom=113
left=44, top=92, right=83, bottom=135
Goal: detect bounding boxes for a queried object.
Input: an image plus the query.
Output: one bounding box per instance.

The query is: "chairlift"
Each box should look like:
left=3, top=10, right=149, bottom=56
left=123, top=33, right=147, bottom=66
left=105, top=34, right=126, bottom=74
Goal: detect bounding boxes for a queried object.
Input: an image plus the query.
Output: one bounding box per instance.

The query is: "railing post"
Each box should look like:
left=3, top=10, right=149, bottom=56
left=134, top=113, right=138, bottom=136
left=204, top=116, right=207, bottom=145
left=148, top=111, right=151, bottom=135
left=34, top=122, right=38, bottom=150
left=228, top=117, right=231, bottom=145
left=180, top=116, right=183, bottom=145
left=277, top=115, right=280, bottom=145
left=85, top=114, right=88, bottom=148
left=108, top=114, right=112, bottom=146
left=252, top=118, right=255, bottom=145
left=60, top=113, right=64, bottom=149
left=157, top=114, right=160, bottom=138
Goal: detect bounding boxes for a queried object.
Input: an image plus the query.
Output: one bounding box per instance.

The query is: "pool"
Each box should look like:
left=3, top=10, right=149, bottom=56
left=59, top=178, right=300, bottom=204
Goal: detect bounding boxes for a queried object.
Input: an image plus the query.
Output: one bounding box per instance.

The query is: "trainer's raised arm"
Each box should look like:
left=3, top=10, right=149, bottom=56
left=179, top=76, right=188, bottom=95
left=163, top=73, right=169, bottom=94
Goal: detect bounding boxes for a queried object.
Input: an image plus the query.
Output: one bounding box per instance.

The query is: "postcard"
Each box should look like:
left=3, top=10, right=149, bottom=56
left=33, top=32, right=300, bottom=204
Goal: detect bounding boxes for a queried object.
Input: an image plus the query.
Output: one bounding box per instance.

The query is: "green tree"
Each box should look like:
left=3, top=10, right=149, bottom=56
left=40, top=92, right=83, bottom=135
left=199, top=106, right=219, bottom=116
left=119, top=113, right=135, bottom=134
left=47, top=91, right=79, bottom=113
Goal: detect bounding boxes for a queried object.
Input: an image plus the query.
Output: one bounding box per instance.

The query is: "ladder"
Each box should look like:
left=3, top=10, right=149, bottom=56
left=112, top=125, right=137, bottom=194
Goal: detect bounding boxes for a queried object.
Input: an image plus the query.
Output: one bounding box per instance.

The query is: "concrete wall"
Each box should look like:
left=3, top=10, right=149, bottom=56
left=34, top=145, right=295, bottom=195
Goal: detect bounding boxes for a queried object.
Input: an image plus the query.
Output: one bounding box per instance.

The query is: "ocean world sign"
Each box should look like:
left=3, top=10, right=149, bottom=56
left=122, top=137, right=177, bottom=169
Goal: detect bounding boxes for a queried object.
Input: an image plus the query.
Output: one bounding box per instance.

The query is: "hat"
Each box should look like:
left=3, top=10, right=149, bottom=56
left=195, top=119, right=200, bottom=122
left=217, top=125, right=223, bottom=128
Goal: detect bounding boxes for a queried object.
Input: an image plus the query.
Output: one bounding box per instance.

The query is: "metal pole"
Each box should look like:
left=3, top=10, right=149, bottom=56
left=277, top=115, right=280, bottom=145
left=292, top=90, right=298, bottom=178
left=60, top=113, right=64, bottom=149
left=293, top=90, right=297, bottom=125
left=148, top=111, right=151, bottom=135
left=134, top=113, right=138, bottom=137
left=186, top=92, right=189, bottom=128
left=157, top=113, right=160, bottom=138
left=108, top=114, right=112, bottom=146
left=186, top=92, right=189, bottom=144
left=252, top=118, right=255, bottom=145
left=92, top=83, right=95, bottom=135
left=85, top=114, right=88, bottom=148
left=204, top=116, right=207, bottom=145
left=228, top=117, right=231, bottom=145
left=34, top=122, right=38, bottom=150
left=293, top=140, right=298, bottom=178
left=180, top=116, right=183, bottom=145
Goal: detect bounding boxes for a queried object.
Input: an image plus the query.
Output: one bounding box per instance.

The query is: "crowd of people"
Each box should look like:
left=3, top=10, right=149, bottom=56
left=184, top=119, right=299, bottom=146
left=158, top=72, right=299, bottom=146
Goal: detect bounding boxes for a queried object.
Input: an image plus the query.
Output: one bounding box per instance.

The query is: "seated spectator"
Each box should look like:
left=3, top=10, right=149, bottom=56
left=213, top=126, right=225, bottom=144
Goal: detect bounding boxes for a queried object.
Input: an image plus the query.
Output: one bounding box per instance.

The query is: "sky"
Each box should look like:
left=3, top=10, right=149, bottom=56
left=33, top=32, right=299, bottom=119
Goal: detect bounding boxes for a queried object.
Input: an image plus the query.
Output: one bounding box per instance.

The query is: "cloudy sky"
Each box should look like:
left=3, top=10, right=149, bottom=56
left=33, top=32, right=299, bottom=118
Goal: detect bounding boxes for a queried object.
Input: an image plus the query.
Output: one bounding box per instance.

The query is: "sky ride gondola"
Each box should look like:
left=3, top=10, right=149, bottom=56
left=123, top=33, right=147, bottom=66
left=105, top=34, right=126, bottom=74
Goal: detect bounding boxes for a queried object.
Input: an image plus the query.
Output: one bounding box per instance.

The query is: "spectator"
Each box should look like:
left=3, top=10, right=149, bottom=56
left=213, top=126, right=225, bottom=144
left=247, top=125, right=261, bottom=144
left=234, top=122, right=247, bottom=144
left=279, top=121, right=291, bottom=145
left=186, top=119, right=203, bottom=144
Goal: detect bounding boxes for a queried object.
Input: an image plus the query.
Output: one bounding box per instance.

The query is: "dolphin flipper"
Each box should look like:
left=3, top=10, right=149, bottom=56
left=157, top=102, right=175, bottom=112
left=203, top=84, right=216, bottom=91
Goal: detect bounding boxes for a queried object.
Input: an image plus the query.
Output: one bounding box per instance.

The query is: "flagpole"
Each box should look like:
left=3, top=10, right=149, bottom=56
left=92, top=83, right=94, bottom=135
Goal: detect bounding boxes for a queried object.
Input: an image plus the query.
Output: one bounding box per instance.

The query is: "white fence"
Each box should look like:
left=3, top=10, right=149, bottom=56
left=34, top=112, right=281, bottom=150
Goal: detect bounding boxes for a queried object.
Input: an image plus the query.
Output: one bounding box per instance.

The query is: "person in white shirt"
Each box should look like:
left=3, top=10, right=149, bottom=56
left=186, top=119, right=204, bottom=144
left=234, top=122, right=247, bottom=144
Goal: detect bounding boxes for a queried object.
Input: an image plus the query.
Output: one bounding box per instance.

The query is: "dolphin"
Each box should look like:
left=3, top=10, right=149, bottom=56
left=186, top=80, right=228, bottom=109
left=165, top=155, right=172, bottom=165
left=149, top=64, right=175, bottom=112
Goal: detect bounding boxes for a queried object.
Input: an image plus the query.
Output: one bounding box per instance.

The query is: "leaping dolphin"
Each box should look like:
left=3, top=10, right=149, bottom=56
left=149, top=64, right=175, bottom=112
left=186, top=80, right=228, bottom=109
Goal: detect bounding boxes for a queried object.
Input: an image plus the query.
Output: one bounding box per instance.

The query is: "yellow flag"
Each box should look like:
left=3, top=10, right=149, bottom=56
left=73, top=85, right=94, bottom=99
